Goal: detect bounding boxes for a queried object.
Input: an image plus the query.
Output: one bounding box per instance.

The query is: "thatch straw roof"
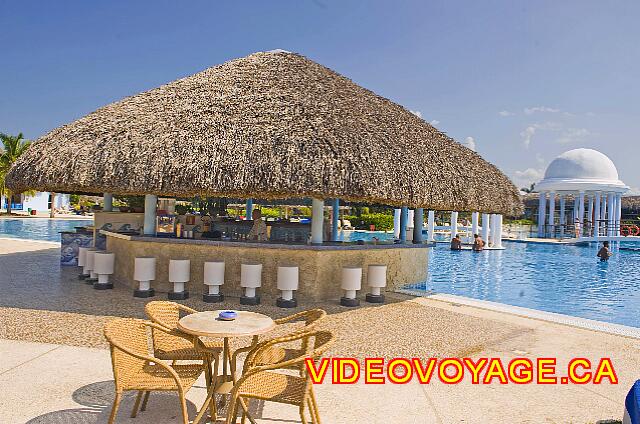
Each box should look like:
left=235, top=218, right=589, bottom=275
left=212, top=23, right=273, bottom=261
left=6, top=51, right=521, bottom=214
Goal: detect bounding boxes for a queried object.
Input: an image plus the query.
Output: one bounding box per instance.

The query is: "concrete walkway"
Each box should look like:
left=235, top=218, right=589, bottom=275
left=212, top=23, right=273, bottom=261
left=1, top=238, right=637, bottom=423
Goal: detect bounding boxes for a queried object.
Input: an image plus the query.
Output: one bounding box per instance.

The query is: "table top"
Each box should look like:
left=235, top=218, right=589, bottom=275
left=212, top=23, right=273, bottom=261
left=177, top=310, right=276, bottom=338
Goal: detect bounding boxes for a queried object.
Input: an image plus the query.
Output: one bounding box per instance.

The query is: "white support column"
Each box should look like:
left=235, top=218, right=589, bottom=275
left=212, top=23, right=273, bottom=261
left=548, top=192, right=555, bottom=237
left=471, top=212, right=479, bottom=238
left=426, top=210, right=435, bottom=242
left=587, top=194, right=594, bottom=237
left=311, top=198, right=324, bottom=245
left=450, top=211, right=458, bottom=240
left=103, top=193, right=113, bottom=212
left=393, top=209, right=401, bottom=239
left=143, top=195, right=157, bottom=235
left=481, top=213, right=490, bottom=245
left=616, top=193, right=623, bottom=236
left=607, top=192, right=615, bottom=237
left=559, top=195, right=566, bottom=237
left=601, top=194, right=608, bottom=238
left=577, top=191, right=585, bottom=239
left=593, top=192, right=601, bottom=240
left=494, top=215, right=503, bottom=248
left=537, top=192, right=547, bottom=237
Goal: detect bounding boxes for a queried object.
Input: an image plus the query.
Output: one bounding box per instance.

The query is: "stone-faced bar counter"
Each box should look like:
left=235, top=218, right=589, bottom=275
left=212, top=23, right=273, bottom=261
left=102, top=230, right=430, bottom=302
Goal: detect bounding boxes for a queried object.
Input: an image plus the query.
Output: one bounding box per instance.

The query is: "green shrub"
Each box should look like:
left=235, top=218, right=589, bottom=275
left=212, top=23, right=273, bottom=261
left=343, top=213, right=394, bottom=231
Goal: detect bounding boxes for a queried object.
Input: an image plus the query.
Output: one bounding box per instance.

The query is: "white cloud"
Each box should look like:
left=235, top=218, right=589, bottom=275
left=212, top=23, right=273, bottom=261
left=429, top=119, right=440, bottom=126
left=524, top=106, right=561, bottom=115
left=410, top=110, right=422, bottom=119
left=520, top=126, right=536, bottom=148
left=535, top=153, right=545, bottom=165
left=498, top=110, right=515, bottom=117
left=462, top=136, right=476, bottom=151
left=512, top=168, right=544, bottom=189
left=556, top=128, right=590, bottom=144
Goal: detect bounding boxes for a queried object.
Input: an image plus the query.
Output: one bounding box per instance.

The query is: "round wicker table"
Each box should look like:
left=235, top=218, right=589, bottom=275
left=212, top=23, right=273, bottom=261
left=178, top=310, right=275, bottom=423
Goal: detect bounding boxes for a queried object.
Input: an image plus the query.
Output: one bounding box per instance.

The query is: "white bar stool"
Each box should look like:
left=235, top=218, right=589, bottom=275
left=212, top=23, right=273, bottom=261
left=240, top=263, right=262, bottom=305
left=168, top=259, right=190, bottom=300
left=77, top=246, right=90, bottom=280
left=84, top=249, right=99, bottom=284
left=93, top=251, right=115, bottom=290
left=276, top=265, right=299, bottom=308
left=203, top=261, right=225, bottom=303
left=340, top=266, right=362, bottom=307
left=366, top=264, right=387, bottom=303
left=133, top=257, right=156, bottom=298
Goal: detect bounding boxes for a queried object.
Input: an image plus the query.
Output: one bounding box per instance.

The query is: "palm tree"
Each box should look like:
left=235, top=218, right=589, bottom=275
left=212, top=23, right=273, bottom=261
left=521, top=183, right=536, bottom=194
left=0, top=133, right=32, bottom=215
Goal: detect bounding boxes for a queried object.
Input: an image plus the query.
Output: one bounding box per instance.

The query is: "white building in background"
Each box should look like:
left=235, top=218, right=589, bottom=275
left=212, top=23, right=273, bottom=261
left=1, top=192, right=70, bottom=212
left=535, top=148, right=629, bottom=240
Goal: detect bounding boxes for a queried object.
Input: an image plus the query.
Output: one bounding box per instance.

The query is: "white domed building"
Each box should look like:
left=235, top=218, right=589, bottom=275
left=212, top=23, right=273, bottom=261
left=535, top=148, right=629, bottom=239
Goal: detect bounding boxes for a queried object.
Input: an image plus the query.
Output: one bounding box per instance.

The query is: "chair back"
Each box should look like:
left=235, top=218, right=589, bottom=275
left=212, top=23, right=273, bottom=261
left=103, top=318, right=152, bottom=391
left=275, top=308, right=327, bottom=353
left=145, top=301, right=194, bottom=354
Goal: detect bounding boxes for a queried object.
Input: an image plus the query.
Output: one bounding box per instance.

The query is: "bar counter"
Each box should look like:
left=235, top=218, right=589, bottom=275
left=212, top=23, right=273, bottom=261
left=103, top=230, right=430, bottom=301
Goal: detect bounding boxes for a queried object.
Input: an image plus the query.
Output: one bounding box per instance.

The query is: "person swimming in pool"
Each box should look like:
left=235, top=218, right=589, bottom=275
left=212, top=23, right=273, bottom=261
left=472, top=233, right=485, bottom=251
left=450, top=234, right=462, bottom=250
left=597, top=241, right=613, bottom=261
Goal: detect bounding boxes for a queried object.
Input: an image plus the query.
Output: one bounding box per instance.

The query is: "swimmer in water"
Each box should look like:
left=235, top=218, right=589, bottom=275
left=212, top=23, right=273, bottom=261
left=596, top=241, right=613, bottom=261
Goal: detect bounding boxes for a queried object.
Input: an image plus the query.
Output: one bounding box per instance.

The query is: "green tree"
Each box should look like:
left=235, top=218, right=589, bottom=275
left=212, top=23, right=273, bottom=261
left=0, top=133, right=32, bottom=215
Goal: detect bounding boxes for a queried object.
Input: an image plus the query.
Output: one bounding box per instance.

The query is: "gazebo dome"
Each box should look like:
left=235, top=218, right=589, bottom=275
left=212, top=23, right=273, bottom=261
left=536, top=148, right=628, bottom=193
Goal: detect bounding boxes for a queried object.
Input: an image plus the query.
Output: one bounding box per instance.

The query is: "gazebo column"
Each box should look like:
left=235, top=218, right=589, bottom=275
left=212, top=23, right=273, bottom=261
left=103, top=193, right=113, bottom=212
left=593, top=192, right=601, bottom=239
left=537, top=192, right=547, bottom=237
left=587, top=194, right=594, bottom=237
left=577, top=191, right=585, bottom=239
left=559, top=195, right=566, bottom=237
left=399, top=206, right=408, bottom=243
left=548, top=192, right=555, bottom=237
left=426, top=210, right=435, bottom=242
left=494, top=214, right=503, bottom=248
left=471, top=212, right=479, bottom=237
left=600, top=194, right=607, bottom=238
left=245, top=199, right=253, bottom=220
left=331, top=198, right=340, bottom=242
left=393, top=209, right=401, bottom=239
left=481, top=213, right=490, bottom=245
left=616, top=193, right=623, bottom=236
left=450, top=211, right=458, bottom=240
left=143, top=195, right=157, bottom=236
left=413, top=208, right=424, bottom=243
left=607, top=192, right=615, bottom=237
left=311, top=198, right=324, bottom=245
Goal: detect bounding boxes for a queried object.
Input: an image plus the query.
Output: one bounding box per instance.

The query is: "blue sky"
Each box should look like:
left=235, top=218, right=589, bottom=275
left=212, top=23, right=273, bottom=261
left=1, top=0, right=639, bottom=192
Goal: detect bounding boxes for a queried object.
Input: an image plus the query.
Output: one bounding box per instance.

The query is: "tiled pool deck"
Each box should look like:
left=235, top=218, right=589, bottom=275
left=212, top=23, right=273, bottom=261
left=1, top=238, right=638, bottom=423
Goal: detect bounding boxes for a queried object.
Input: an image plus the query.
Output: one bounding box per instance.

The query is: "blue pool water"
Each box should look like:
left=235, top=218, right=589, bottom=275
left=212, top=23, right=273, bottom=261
left=0, top=219, right=93, bottom=242
left=410, top=240, right=640, bottom=328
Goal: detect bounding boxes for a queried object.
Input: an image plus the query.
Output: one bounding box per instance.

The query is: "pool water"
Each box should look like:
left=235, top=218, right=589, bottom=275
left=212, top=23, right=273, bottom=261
left=410, top=240, right=640, bottom=328
left=0, top=219, right=93, bottom=242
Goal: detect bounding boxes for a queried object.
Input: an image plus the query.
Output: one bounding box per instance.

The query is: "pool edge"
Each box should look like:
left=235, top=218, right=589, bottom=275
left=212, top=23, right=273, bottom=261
left=399, top=289, right=640, bottom=339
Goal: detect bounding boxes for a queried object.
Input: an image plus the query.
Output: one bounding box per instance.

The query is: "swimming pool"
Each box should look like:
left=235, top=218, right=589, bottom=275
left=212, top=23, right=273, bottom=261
left=409, top=240, right=640, bottom=328
left=0, top=218, right=93, bottom=242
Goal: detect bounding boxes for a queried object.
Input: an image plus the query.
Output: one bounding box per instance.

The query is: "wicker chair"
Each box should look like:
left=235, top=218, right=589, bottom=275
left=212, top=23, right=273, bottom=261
left=104, top=318, right=205, bottom=424
left=145, top=301, right=224, bottom=363
left=235, top=309, right=327, bottom=375
left=227, top=330, right=335, bottom=424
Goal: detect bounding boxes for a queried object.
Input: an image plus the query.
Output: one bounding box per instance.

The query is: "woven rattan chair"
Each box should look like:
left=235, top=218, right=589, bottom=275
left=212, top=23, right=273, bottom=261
left=226, top=330, right=335, bottom=424
left=104, top=318, right=205, bottom=424
left=233, top=309, right=327, bottom=376
left=145, top=301, right=223, bottom=363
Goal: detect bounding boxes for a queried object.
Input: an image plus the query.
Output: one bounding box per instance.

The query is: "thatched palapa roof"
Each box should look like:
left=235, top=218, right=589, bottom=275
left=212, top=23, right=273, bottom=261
left=6, top=51, right=522, bottom=214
